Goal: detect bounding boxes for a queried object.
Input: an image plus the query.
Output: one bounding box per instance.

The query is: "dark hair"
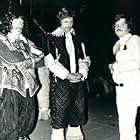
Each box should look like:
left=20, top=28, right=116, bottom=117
left=0, top=13, right=28, bottom=35
left=56, top=7, right=75, bottom=21
left=112, top=14, right=132, bottom=30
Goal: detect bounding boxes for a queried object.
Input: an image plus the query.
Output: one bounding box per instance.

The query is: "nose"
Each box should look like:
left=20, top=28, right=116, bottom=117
left=18, top=22, right=23, bottom=27
left=67, top=22, right=73, bottom=27
left=115, top=26, right=122, bottom=31
left=115, top=25, right=120, bottom=29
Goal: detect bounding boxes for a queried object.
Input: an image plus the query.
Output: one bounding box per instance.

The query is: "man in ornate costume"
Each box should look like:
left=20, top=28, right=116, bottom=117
left=44, top=7, right=91, bottom=140
left=109, top=14, right=140, bottom=140
left=0, top=5, right=43, bottom=140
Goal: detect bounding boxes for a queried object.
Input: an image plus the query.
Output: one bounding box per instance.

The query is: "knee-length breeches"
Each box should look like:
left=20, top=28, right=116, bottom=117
left=0, top=89, right=36, bottom=140
left=50, top=79, right=88, bottom=129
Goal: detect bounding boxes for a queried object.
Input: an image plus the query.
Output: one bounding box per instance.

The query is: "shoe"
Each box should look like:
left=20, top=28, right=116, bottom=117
left=18, top=136, right=31, bottom=140
left=66, top=135, right=84, bottom=140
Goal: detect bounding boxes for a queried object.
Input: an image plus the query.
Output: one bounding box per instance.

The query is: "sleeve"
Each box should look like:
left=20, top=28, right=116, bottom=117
left=24, top=58, right=34, bottom=68
left=28, top=39, right=43, bottom=56
left=27, top=39, right=44, bottom=68
left=44, top=53, right=69, bottom=80
left=113, top=41, right=120, bottom=55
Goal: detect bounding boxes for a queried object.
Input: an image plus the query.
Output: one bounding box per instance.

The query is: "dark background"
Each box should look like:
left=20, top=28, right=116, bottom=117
left=0, top=0, right=140, bottom=79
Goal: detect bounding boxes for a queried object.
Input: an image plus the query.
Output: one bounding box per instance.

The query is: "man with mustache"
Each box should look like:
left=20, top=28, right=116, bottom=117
left=0, top=4, right=43, bottom=140
left=109, top=14, right=140, bottom=140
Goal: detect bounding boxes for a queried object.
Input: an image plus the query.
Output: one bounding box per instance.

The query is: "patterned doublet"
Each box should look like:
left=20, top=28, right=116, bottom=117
left=0, top=35, right=38, bottom=97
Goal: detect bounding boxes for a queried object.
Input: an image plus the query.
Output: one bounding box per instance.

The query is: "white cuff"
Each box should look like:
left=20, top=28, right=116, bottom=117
left=79, top=59, right=89, bottom=80
left=44, top=54, right=69, bottom=80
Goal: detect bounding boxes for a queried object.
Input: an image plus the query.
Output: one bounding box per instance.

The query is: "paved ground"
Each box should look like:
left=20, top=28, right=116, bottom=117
left=30, top=94, right=121, bottom=140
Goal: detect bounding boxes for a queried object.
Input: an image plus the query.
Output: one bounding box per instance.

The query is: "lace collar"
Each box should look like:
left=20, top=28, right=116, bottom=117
left=7, top=33, right=27, bottom=44
left=51, top=27, right=75, bottom=37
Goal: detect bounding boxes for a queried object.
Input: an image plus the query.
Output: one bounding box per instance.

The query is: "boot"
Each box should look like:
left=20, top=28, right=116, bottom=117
left=18, top=136, right=31, bottom=140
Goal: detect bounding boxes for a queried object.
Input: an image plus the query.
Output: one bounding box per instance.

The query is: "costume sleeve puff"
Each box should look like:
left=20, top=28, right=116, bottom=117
left=23, top=39, right=43, bottom=68
left=43, top=34, right=69, bottom=80
left=44, top=53, right=69, bottom=80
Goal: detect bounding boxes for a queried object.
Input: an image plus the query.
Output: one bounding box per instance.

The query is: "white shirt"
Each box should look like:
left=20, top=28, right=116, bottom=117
left=65, top=32, right=76, bottom=73
left=113, top=33, right=140, bottom=73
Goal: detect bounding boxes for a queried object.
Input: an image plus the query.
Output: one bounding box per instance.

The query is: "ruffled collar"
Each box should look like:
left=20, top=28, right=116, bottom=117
left=7, top=33, right=27, bottom=44
left=51, top=27, right=75, bottom=37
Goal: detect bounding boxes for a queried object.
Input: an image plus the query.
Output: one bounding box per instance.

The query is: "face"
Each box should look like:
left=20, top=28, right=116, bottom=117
left=60, top=17, right=73, bottom=32
left=114, top=18, right=129, bottom=38
left=10, top=17, right=24, bottom=35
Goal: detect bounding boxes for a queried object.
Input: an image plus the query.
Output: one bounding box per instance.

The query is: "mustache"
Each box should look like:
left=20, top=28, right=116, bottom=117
left=15, top=27, right=22, bottom=30
left=116, top=29, right=122, bottom=32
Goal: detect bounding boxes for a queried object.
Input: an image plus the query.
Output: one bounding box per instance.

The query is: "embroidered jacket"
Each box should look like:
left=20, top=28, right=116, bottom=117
left=0, top=34, right=39, bottom=97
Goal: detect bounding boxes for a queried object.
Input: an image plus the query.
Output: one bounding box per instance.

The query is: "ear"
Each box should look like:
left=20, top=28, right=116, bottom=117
left=9, top=23, right=13, bottom=31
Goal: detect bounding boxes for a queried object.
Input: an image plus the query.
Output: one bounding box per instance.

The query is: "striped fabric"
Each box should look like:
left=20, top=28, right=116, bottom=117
left=50, top=78, right=88, bottom=129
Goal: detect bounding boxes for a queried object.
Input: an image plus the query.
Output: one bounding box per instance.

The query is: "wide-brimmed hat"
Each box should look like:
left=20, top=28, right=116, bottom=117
left=8, top=0, right=26, bottom=17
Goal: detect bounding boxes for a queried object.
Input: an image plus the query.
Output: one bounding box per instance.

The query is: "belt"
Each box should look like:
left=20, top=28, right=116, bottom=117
left=116, top=83, right=123, bottom=87
left=108, top=80, right=123, bottom=87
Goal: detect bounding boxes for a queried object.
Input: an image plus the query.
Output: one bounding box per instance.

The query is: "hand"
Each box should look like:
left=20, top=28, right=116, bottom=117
left=84, top=56, right=91, bottom=66
left=79, top=56, right=91, bottom=67
left=112, top=72, right=123, bottom=84
left=66, top=73, right=83, bottom=83
left=33, top=53, right=44, bottom=62
left=66, top=73, right=78, bottom=81
left=72, top=73, right=83, bottom=80
left=108, top=64, right=114, bottom=73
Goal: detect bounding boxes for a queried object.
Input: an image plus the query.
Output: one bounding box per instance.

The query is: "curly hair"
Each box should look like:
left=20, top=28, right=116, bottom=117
left=0, top=13, right=28, bottom=35
left=56, top=7, right=75, bottom=21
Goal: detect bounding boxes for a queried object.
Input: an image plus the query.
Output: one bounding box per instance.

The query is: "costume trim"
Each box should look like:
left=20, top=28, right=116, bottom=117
left=51, top=27, right=75, bottom=37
